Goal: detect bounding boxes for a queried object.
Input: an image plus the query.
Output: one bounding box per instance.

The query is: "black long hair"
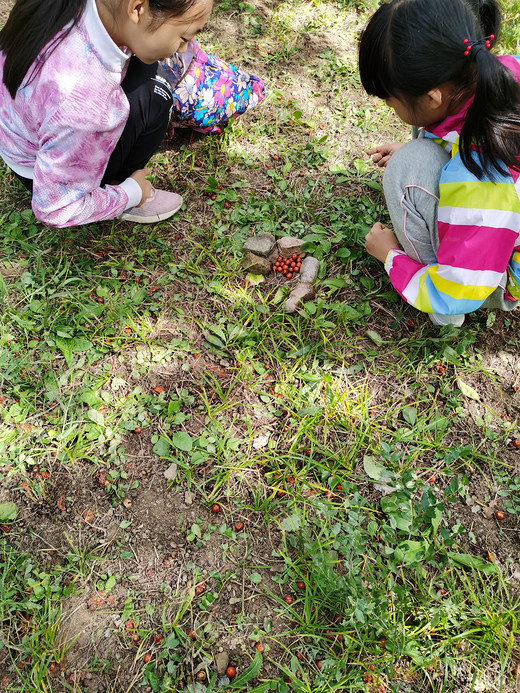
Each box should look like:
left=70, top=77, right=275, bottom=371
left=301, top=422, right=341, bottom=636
left=0, top=0, right=86, bottom=98
left=358, top=0, right=520, bottom=180
left=0, top=0, right=199, bottom=99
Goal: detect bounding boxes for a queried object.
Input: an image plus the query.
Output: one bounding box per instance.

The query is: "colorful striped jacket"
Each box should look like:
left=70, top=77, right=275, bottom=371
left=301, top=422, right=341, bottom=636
left=385, top=55, right=520, bottom=315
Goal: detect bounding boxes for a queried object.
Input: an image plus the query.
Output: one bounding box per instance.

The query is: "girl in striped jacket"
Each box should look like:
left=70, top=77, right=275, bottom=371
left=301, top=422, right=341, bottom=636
left=359, top=0, right=520, bottom=326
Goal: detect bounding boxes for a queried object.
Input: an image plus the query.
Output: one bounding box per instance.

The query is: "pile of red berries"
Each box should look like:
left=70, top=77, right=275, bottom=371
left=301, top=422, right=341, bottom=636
left=273, top=253, right=302, bottom=279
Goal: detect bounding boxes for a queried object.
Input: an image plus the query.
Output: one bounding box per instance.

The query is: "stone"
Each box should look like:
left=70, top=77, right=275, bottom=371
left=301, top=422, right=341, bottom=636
left=184, top=491, right=194, bottom=505
left=277, top=236, right=306, bottom=258
left=285, top=283, right=315, bottom=313
left=299, top=256, right=320, bottom=284
left=253, top=434, right=269, bottom=449
left=267, top=246, right=279, bottom=264
left=243, top=233, right=276, bottom=258
left=164, top=463, right=178, bottom=480
left=214, top=652, right=229, bottom=676
left=241, top=252, right=271, bottom=275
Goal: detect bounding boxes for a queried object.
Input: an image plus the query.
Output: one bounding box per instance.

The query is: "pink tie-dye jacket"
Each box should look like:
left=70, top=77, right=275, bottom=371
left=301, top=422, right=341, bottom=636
left=0, top=0, right=141, bottom=228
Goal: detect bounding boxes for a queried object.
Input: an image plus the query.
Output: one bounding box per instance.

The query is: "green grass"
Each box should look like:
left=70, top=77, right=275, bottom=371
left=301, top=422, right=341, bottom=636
left=1, top=0, right=520, bottom=691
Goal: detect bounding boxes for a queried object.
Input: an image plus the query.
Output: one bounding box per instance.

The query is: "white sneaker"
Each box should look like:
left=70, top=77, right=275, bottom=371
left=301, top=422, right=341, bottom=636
left=429, top=313, right=465, bottom=327
left=121, top=188, right=183, bottom=223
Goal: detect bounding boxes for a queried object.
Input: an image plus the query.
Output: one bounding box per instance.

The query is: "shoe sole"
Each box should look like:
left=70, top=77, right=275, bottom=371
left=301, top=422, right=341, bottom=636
left=121, top=199, right=183, bottom=224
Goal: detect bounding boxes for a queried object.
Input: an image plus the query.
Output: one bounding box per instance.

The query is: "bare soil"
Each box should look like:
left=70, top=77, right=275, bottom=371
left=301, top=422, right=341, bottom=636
left=0, top=0, right=519, bottom=691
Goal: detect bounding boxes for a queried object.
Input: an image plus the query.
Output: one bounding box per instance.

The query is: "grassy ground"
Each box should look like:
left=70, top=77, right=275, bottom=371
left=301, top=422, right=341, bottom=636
left=1, top=1, right=520, bottom=692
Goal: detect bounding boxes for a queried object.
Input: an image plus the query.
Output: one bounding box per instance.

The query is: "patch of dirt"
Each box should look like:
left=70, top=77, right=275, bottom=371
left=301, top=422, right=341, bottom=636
left=0, top=0, right=11, bottom=22
left=1, top=1, right=519, bottom=691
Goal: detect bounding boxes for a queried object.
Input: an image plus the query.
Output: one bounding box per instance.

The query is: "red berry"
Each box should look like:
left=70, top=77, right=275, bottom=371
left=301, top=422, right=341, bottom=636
left=226, top=666, right=236, bottom=678
left=297, top=581, right=305, bottom=589
left=211, top=503, right=221, bottom=513
left=284, top=594, right=293, bottom=604
left=235, top=521, right=244, bottom=531
left=495, top=511, right=505, bottom=520
left=134, top=427, right=142, bottom=434
left=195, top=582, right=206, bottom=595
left=153, top=386, right=165, bottom=394
left=143, top=653, right=152, bottom=663
left=291, top=253, right=298, bottom=260
left=286, top=273, right=293, bottom=279
left=255, top=643, right=265, bottom=653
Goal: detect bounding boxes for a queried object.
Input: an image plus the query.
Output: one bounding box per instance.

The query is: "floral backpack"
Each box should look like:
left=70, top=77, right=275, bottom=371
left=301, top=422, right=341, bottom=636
left=160, top=40, right=265, bottom=135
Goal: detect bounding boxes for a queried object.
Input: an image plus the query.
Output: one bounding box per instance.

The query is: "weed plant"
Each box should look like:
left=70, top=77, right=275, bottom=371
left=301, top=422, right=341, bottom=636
left=0, top=0, right=519, bottom=691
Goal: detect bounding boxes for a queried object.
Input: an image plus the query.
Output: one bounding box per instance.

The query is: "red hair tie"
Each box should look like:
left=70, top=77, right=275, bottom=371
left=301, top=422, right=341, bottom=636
left=463, top=34, right=495, bottom=57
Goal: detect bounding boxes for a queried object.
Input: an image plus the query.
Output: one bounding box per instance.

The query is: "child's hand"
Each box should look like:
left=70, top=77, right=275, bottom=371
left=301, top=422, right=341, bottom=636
left=367, top=142, right=402, bottom=167
left=365, top=222, right=400, bottom=263
left=130, top=167, right=152, bottom=205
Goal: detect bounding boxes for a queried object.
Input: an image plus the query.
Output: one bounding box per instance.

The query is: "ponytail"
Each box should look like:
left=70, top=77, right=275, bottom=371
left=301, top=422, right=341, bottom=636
left=465, top=0, right=501, bottom=38
left=0, top=0, right=87, bottom=97
left=461, top=45, right=520, bottom=179
left=359, top=0, right=520, bottom=181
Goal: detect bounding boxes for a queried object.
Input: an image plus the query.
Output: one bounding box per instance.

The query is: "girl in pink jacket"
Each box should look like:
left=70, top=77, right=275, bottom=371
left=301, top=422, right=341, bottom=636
left=0, top=0, right=212, bottom=228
